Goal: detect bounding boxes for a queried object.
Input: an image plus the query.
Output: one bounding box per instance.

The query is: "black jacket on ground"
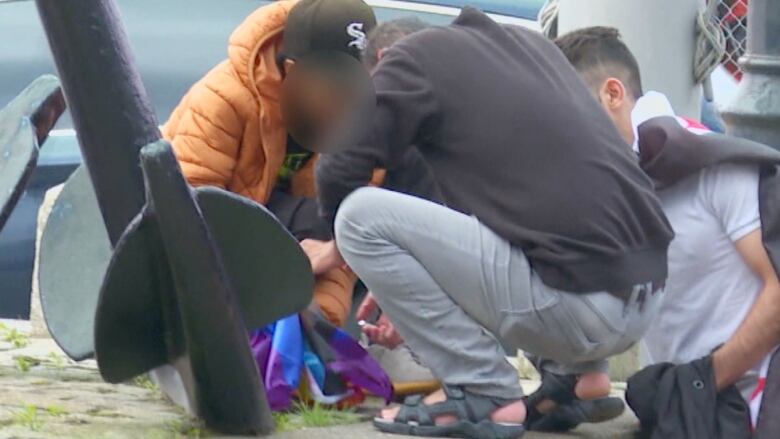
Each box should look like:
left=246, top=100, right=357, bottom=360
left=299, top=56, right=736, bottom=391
left=317, top=8, right=673, bottom=294
left=627, top=357, right=751, bottom=439
left=627, top=116, right=780, bottom=439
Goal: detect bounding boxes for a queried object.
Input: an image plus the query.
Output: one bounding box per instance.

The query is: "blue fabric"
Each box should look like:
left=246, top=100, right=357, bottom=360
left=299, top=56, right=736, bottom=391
left=250, top=311, right=393, bottom=411
left=701, top=99, right=726, bottom=134
left=269, top=315, right=304, bottom=390
left=303, top=340, right=327, bottom=390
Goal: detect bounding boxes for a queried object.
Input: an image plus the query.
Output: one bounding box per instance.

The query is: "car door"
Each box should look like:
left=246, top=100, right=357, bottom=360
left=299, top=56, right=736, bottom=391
left=0, top=0, right=265, bottom=318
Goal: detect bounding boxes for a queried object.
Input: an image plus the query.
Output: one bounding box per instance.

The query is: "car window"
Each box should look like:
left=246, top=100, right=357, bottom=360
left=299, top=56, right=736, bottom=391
left=373, top=6, right=456, bottom=25
left=1, top=0, right=521, bottom=162
left=1, top=0, right=458, bottom=125
left=1, top=0, right=262, bottom=160
left=414, top=0, right=544, bottom=19
left=0, top=0, right=261, bottom=130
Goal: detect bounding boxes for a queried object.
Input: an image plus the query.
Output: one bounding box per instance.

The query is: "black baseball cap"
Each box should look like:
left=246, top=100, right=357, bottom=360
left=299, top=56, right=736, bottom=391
left=282, top=0, right=378, bottom=61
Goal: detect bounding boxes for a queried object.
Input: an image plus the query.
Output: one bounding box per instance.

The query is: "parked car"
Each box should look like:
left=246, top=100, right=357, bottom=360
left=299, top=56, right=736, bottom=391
left=0, top=0, right=542, bottom=318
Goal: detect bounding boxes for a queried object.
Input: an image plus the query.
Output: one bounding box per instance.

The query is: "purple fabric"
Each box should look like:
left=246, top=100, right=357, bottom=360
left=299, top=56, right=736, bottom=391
left=324, top=327, right=393, bottom=403
left=249, top=313, right=393, bottom=411
left=250, top=329, right=295, bottom=410
left=250, top=331, right=271, bottom=372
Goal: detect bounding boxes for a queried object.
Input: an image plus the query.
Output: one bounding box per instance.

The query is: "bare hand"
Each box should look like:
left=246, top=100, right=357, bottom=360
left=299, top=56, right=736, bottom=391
left=357, top=293, right=404, bottom=349
left=300, top=239, right=346, bottom=275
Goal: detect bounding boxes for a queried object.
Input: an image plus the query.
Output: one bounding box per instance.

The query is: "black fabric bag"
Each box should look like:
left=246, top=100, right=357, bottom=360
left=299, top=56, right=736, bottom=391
left=626, top=356, right=751, bottom=439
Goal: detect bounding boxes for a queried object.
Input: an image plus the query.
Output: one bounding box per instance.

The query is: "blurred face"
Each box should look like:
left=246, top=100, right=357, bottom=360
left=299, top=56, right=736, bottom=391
left=280, top=56, right=373, bottom=152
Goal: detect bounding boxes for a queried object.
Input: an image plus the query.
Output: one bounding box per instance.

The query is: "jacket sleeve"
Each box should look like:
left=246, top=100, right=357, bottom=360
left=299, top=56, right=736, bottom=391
left=168, top=83, right=245, bottom=189
left=266, top=189, right=333, bottom=241
left=316, top=45, right=440, bottom=228
left=312, top=266, right=356, bottom=328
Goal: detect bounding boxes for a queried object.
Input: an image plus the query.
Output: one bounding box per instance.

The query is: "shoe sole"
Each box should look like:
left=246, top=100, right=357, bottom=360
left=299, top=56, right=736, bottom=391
left=374, top=418, right=525, bottom=439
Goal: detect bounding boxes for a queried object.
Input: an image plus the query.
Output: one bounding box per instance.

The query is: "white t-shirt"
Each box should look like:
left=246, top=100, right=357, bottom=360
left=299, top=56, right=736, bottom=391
left=633, top=91, right=772, bottom=424
left=641, top=163, right=763, bottom=399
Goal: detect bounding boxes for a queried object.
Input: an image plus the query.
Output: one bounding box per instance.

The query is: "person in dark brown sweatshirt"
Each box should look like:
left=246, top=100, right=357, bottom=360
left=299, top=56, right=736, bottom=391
left=302, top=8, right=673, bottom=439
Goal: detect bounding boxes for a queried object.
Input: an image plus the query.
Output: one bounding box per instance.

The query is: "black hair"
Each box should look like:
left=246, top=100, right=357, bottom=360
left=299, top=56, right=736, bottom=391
left=554, top=26, right=643, bottom=100
left=363, top=16, right=429, bottom=70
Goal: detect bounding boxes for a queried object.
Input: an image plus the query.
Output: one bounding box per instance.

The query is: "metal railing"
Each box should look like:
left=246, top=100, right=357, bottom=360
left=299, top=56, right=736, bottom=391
left=715, top=0, right=748, bottom=80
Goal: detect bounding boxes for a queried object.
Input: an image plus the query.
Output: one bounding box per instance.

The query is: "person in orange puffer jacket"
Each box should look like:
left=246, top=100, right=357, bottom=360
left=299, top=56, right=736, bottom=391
left=162, top=0, right=377, bottom=327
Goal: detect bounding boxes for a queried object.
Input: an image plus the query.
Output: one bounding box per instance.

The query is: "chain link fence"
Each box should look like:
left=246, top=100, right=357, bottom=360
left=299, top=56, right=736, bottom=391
left=714, top=0, right=748, bottom=80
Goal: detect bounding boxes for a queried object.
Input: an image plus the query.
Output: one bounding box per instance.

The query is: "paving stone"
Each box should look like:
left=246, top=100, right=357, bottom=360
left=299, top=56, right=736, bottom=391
left=0, top=320, right=640, bottom=439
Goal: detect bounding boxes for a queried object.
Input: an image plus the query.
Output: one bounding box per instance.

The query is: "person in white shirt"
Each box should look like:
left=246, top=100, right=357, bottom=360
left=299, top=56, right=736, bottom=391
left=555, top=26, right=780, bottom=428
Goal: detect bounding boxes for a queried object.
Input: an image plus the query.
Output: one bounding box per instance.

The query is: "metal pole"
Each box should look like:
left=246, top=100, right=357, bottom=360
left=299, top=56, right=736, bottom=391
left=721, top=0, right=780, bottom=149
left=557, top=0, right=704, bottom=120
left=35, top=0, right=159, bottom=244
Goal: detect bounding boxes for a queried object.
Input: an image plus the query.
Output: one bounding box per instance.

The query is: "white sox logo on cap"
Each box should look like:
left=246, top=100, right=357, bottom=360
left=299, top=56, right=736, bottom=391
left=346, top=22, right=367, bottom=50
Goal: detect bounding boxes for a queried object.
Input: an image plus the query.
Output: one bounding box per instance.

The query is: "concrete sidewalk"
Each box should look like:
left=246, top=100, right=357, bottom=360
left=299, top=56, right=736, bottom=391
left=271, top=419, right=638, bottom=439
left=0, top=320, right=639, bottom=438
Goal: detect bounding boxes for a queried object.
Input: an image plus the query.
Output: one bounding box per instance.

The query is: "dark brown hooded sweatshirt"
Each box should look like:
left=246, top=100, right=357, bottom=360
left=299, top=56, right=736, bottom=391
left=317, top=8, right=673, bottom=293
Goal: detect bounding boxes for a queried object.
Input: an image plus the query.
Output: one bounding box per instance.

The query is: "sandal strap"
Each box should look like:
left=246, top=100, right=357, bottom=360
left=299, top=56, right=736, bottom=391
left=392, top=385, right=521, bottom=426
left=436, top=385, right=518, bottom=422
left=526, top=371, right=578, bottom=406
left=525, top=371, right=578, bottom=427
left=404, top=395, right=424, bottom=406
left=395, top=394, right=433, bottom=426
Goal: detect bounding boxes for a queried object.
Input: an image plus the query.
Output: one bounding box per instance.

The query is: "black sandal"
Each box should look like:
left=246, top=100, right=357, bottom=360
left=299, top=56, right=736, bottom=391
left=525, top=371, right=625, bottom=432
left=373, top=385, right=525, bottom=439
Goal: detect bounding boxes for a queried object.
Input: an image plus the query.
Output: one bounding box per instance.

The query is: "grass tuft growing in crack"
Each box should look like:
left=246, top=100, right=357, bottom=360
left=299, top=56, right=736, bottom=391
left=2, top=327, right=29, bottom=349
left=45, top=405, right=68, bottom=417
left=165, top=417, right=207, bottom=438
left=272, top=402, right=360, bottom=432
left=46, top=351, right=67, bottom=368
left=130, top=374, right=159, bottom=391
left=14, top=355, right=41, bottom=372
left=12, top=405, right=43, bottom=431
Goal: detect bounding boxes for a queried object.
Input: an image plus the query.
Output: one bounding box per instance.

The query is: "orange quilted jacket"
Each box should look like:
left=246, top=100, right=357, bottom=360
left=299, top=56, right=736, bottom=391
left=162, top=0, right=354, bottom=327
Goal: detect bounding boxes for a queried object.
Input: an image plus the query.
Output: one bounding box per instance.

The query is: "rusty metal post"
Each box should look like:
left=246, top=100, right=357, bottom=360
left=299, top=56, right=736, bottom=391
left=722, top=0, right=780, bottom=149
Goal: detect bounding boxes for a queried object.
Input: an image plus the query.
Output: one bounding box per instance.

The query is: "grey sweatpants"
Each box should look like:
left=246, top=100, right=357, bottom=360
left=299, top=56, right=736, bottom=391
left=335, top=187, right=663, bottom=399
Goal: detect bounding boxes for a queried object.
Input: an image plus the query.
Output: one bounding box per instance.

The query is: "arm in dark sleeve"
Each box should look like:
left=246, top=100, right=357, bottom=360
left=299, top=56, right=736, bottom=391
left=384, top=147, right=443, bottom=204
left=266, top=189, right=333, bottom=241
left=316, top=45, right=440, bottom=227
